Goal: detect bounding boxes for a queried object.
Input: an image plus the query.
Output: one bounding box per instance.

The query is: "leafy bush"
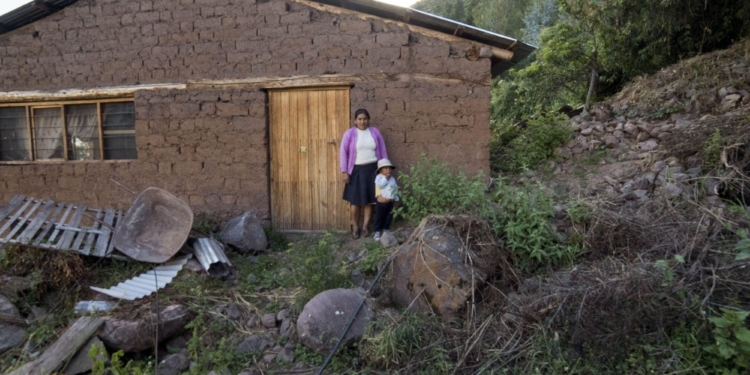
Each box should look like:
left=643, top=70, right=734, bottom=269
left=704, top=308, right=750, bottom=372
left=395, top=154, right=491, bottom=222
left=264, top=226, right=289, bottom=252
left=492, top=113, right=571, bottom=173
left=491, top=179, right=575, bottom=271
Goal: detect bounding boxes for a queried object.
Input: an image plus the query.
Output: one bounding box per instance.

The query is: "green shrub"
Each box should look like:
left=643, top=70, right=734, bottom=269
left=395, top=154, right=490, bottom=222
left=490, top=179, right=576, bottom=272
left=492, top=113, right=571, bottom=173
left=704, top=308, right=750, bottom=372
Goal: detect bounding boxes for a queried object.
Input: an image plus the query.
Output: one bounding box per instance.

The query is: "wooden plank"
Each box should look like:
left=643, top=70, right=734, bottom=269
left=93, top=209, right=115, bottom=257
left=45, top=203, right=73, bottom=247
left=4, top=199, right=41, bottom=242
left=0, top=197, right=33, bottom=239
left=56, top=205, right=87, bottom=251
left=32, top=201, right=65, bottom=247
left=106, top=209, right=122, bottom=256
left=81, top=209, right=103, bottom=255
left=0, top=84, right=186, bottom=103
left=16, top=199, right=56, bottom=244
left=6, top=316, right=104, bottom=375
left=0, top=195, right=25, bottom=223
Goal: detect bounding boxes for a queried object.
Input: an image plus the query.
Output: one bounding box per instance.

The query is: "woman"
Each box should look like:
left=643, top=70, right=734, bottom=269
left=340, top=109, right=388, bottom=239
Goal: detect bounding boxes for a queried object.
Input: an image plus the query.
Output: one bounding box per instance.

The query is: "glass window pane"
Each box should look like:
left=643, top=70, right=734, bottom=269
left=0, top=107, right=30, bottom=161
left=103, top=134, right=137, bottom=160
left=102, top=102, right=135, bottom=131
left=65, top=104, right=100, bottom=160
left=32, top=107, right=64, bottom=160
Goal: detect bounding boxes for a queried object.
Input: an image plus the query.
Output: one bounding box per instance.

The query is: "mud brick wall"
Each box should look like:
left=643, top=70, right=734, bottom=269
left=0, top=0, right=491, bottom=216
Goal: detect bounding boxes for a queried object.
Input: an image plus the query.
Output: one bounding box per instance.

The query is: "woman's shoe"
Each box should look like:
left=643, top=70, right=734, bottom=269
left=351, top=225, right=360, bottom=239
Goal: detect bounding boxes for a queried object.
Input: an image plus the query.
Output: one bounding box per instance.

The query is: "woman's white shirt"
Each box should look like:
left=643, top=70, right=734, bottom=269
left=355, top=128, right=377, bottom=165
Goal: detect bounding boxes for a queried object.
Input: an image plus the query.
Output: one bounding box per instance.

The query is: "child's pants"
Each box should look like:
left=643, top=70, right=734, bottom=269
left=374, top=201, right=394, bottom=232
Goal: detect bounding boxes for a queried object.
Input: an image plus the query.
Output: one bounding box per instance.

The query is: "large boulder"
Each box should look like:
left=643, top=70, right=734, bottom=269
left=219, top=212, right=267, bottom=253
left=297, top=289, right=374, bottom=353
left=387, top=221, right=496, bottom=321
left=98, top=305, right=192, bottom=352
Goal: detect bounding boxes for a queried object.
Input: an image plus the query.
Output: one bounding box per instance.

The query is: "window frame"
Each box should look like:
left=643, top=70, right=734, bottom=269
left=0, top=98, right=136, bottom=164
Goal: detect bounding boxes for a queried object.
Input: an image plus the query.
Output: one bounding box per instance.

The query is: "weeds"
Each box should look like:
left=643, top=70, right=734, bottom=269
left=361, top=314, right=425, bottom=369
left=704, top=127, right=724, bottom=168
left=90, top=344, right=153, bottom=375
left=290, top=232, right=350, bottom=303
left=492, top=113, right=572, bottom=173
left=359, top=241, right=388, bottom=275
left=395, top=154, right=489, bottom=222
left=264, top=227, right=289, bottom=252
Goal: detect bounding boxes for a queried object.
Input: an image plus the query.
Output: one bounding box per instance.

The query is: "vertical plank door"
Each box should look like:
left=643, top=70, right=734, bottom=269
left=269, top=87, right=351, bottom=231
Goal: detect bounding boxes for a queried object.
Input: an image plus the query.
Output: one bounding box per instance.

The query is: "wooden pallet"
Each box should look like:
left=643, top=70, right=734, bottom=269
left=0, top=195, right=123, bottom=257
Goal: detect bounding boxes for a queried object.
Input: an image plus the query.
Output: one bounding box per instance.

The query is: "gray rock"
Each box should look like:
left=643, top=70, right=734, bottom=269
left=237, top=335, right=271, bottom=354
left=246, top=315, right=260, bottom=329
left=226, top=303, right=243, bottom=320
left=668, top=166, right=684, bottom=174
left=0, top=295, right=20, bottom=317
left=246, top=273, right=258, bottom=283
left=246, top=255, right=259, bottom=263
left=263, top=353, right=277, bottom=363
left=554, top=147, right=572, bottom=160
left=98, top=305, right=192, bottom=352
left=261, top=313, right=277, bottom=328
left=633, top=190, right=649, bottom=199
left=351, top=269, right=365, bottom=287
left=279, top=318, right=293, bottom=337
left=719, top=87, right=728, bottom=97
left=277, top=309, right=290, bottom=322
left=347, top=252, right=361, bottom=263
left=0, top=324, right=27, bottom=354
left=297, top=289, right=374, bottom=353
left=580, top=127, right=593, bottom=136
left=624, top=122, right=638, bottom=135
left=661, top=183, right=684, bottom=198
left=159, top=353, right=190, bottom=375
left=64, top=337, right=109, bottom=375
left=637, top=139, right=659, bottom=151
left=380, top=231, right=398, bottom=248
left=651, top=161, right=667, bottom=173
left=636, top=132, right=651, bottom=142
left=0, top=276, right=32, bottom=297
left=219, top=211, right=268, bottom=253
left=277, top=347, right=295, bottom=363
left=604, top=136, right=619, bottom=148
left=184, top=259, right=204, bottom=273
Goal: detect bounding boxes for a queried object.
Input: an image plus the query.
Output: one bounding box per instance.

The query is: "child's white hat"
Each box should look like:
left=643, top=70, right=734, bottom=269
left=377, top=159, right=396, bottom=173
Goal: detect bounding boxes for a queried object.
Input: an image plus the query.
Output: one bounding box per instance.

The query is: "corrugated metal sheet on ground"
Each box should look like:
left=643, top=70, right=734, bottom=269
left=90, top=255, right=192, bottom=300
left=0, top=195, right=124, bottom=257
left=192, top=238, right=233, bottom=277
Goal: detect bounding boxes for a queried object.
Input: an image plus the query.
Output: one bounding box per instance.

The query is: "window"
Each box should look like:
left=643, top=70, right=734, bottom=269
left=0, top=100, right=136, bottom=162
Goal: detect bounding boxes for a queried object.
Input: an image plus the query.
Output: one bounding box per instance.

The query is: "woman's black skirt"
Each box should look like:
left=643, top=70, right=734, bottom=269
left=343, top=162, right=378, bottom=206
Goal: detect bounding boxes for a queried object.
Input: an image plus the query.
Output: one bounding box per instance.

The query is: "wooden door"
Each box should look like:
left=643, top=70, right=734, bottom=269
left=269, top=87, right=351, bottom=231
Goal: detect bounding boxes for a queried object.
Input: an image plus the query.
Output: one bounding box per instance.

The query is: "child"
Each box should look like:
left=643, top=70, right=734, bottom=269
left=373, top=159, right=399, bottom=241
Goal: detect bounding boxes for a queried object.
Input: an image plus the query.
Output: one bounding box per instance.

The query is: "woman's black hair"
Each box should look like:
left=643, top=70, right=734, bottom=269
left=354, top=108, right=370, bottom=120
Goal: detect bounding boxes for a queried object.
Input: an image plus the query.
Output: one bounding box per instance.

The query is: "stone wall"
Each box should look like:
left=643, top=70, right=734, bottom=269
left=0, top=0, right=491, bottom=217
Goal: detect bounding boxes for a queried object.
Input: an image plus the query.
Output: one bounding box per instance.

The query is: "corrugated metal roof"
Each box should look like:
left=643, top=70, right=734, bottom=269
left=0, top=0, right=533, bottom=76
left=0, top=0, right=78, bottom=34
left=90, top=255, right=192, bottom=300
left=191, top=238, right=233, bottom=277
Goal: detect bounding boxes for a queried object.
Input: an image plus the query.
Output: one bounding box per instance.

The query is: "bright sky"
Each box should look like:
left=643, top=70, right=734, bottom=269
left=0, top=0, right=418, bottom=17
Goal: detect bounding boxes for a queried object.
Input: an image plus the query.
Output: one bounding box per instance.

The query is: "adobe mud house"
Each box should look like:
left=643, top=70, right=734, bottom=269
left=0, top=0, right=533, bottom=230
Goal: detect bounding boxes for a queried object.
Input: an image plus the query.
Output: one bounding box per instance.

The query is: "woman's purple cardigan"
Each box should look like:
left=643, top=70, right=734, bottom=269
left=340, top=127, right=388, bottom=174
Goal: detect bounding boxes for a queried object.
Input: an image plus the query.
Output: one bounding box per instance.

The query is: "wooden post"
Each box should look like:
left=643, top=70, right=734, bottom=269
left=7, top=316, right=104, bottom=375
